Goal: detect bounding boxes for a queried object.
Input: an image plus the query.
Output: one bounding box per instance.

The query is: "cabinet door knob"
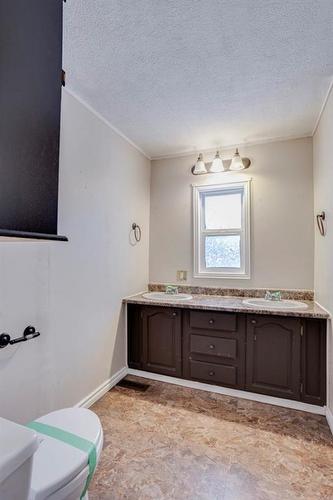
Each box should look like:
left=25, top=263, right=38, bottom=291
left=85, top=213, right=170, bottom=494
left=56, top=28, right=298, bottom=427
left=251, top=319, right=257, bottom=324
left=209, top=319, right=215, bottom=324
left=172, top=312, right=177, bottom=317
left=209, top=371, right=215, bottom=376
left=209, top=344, right=215, bottom=350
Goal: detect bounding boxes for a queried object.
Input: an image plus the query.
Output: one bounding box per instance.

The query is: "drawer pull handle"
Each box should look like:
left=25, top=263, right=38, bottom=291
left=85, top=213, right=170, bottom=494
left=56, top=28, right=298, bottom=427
left=209, top=319, right=215, bottom=324
left=209, top=344, right=215, bottom=350
left=209, top=371, right=215, bottom=376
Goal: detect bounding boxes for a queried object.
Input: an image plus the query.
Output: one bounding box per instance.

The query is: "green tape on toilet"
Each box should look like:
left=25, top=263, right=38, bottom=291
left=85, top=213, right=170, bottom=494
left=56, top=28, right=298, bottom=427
left=26, top=421, right=97, bottom=499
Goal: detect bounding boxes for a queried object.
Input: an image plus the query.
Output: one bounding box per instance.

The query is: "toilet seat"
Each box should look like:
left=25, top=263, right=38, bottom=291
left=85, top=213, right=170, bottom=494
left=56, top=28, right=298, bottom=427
left=29, top=408, right=103, bottom=500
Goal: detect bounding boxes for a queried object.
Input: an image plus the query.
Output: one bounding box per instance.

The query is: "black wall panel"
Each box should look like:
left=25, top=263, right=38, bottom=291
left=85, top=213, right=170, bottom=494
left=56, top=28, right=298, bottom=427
left=0, top=0, right=63, bottom=236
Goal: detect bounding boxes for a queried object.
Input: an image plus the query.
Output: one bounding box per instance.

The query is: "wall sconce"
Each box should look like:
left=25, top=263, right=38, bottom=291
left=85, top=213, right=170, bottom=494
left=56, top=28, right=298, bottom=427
left=192, top=148, right=251, bottom=175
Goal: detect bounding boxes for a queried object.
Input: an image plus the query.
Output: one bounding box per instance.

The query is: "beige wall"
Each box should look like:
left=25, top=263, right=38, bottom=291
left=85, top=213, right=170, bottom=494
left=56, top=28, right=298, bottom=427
left=150, top=137, right=314, bottom=290
left=0, top=89, right=151, bottom=423
left=313, top=86, right=333, bottom=417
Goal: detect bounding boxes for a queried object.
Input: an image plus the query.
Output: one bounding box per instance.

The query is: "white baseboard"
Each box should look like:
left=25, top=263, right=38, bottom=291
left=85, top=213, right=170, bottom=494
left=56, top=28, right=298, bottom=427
left=74, top=367, right=332, bottom=434
left=76, top=367, right=127, bottom=408
left=128, top=368, right=326, bottom=416
left=326, top=407, right=333, bottom=434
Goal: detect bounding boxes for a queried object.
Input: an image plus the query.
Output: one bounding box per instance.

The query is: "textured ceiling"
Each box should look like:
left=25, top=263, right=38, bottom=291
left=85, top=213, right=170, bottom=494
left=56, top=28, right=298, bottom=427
left=64, top=1, right=333, bottom=158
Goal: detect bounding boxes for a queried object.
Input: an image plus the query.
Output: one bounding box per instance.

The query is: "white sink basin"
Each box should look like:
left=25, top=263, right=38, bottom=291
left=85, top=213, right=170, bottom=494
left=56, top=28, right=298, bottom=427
left=142, top=292, right=193, bottom=301
left=242, top=298, right=308, bottom=310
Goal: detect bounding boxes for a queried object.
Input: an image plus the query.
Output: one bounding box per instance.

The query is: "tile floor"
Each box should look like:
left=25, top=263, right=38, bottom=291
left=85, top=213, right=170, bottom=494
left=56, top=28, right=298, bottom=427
left=89, top=375, right=333, bottom=499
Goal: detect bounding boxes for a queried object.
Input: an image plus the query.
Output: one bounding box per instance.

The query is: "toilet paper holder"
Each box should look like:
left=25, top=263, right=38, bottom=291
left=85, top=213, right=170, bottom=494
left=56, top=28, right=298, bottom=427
left=0, top=326, right=40, bottom=349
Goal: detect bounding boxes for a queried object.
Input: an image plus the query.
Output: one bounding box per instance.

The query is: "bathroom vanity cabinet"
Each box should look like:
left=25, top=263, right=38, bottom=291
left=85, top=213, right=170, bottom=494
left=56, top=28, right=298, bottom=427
left=127, top=305, right=326, bottom=406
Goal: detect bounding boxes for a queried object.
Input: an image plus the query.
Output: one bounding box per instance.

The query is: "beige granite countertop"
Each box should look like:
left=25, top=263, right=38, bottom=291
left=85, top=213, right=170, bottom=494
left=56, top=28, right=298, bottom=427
left=124, top=293, right=330, bottom=319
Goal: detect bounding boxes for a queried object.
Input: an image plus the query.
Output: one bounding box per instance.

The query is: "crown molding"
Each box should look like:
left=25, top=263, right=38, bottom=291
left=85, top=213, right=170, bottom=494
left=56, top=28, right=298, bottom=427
left=63, top=87, right=151, bottom=160
left=150, top=133, right=312, bottom=161
left=312, top=78, right=333, bottom=136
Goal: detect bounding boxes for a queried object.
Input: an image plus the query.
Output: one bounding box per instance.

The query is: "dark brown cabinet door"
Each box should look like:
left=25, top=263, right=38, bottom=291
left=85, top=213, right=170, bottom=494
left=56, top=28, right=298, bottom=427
left=127, top=305, right=143, bottom=370
left=246, top=315, right=301, bottom=400
left=142, top=307, right=182, bottom=377
left=301, top=319, right=326, bottom=406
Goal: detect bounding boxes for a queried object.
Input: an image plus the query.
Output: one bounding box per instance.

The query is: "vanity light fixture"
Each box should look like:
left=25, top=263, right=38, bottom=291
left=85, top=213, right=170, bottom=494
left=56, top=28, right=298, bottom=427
left=191, top=148, right=251, bottom=175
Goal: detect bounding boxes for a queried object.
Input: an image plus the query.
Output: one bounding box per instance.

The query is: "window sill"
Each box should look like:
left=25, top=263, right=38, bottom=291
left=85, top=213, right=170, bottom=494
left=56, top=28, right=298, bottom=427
left=193, top=271, right=251, bottom=280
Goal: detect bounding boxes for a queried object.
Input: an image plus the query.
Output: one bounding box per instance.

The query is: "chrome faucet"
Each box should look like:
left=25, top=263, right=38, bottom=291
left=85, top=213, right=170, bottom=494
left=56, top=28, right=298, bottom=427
left=265, top=290, right=282, bottom=301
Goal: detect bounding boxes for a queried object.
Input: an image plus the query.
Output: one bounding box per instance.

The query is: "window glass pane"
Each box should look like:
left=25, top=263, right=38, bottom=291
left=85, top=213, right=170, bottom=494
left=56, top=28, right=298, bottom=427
left=204, top=192, right=242, bottom=230
left=205, top=235, right=241, bottom=268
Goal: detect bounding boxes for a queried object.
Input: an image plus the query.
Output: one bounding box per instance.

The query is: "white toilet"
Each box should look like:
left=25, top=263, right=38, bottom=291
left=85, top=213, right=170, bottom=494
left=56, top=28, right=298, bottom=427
left=0, top=408, right=103, bottom=500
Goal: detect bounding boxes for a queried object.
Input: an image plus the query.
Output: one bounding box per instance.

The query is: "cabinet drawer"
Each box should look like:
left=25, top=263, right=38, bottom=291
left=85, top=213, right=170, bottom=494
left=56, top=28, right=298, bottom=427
left=190, top=334, right=237, bottom=360
left=189, top=310, right=237, bottom=332
left=189, top=360, right=237, bottom=386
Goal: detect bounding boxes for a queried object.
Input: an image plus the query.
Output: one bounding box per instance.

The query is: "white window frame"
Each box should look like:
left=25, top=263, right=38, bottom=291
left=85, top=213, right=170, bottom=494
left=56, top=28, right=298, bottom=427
left=193, top=180, right=251, bottom=279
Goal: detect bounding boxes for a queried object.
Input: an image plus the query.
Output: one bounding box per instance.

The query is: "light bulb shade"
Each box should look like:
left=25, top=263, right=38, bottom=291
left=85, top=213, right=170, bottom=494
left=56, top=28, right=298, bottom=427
left=208, top=151, right=224, bottom=173
left=229, top=149, right=245, bottom=171
left=193, top=154, right=207, bottom=174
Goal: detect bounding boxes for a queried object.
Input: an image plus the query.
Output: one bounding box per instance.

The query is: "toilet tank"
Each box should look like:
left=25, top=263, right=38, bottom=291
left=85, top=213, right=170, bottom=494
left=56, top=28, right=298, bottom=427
left=0, top=417, right=39, bottom=500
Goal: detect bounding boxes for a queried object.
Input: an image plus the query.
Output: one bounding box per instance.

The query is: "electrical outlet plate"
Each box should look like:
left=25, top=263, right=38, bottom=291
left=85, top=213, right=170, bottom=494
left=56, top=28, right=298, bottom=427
left=176, top=270, right=187, bottom=282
